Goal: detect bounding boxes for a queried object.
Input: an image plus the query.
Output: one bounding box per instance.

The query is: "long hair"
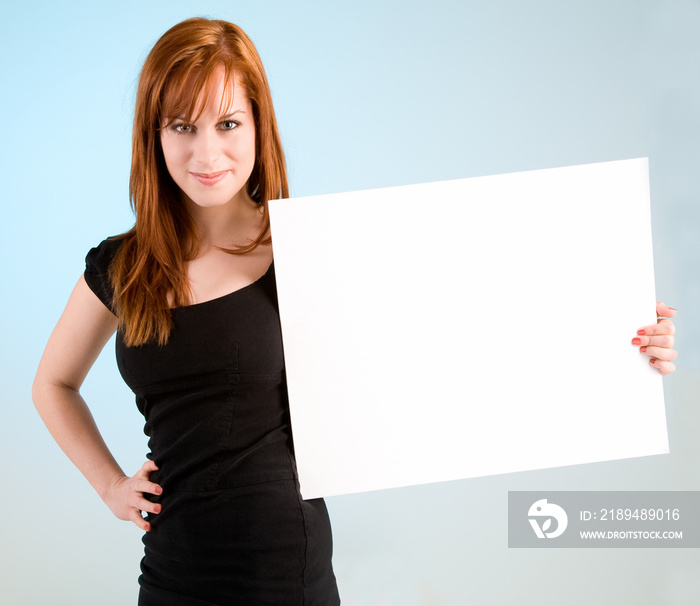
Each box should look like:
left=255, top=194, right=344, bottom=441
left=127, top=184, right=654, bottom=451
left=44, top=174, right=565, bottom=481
left=110, top=18, right=288, bottom=347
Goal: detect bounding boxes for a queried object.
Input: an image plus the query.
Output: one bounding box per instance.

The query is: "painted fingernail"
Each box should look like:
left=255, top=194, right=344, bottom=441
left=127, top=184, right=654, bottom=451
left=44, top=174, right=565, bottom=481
left=155, top=505, right=161, bottom=513
left=649, top=358, right=655, bottom=365
left=637, top=329, right=646, bottom=336
left=155, top=486, right=162, bottom=494
left=640, top=346, right=647, bottom=353
left=669, top=307, right=677, bottom=311
left=632, top=338, right=641, bottom=345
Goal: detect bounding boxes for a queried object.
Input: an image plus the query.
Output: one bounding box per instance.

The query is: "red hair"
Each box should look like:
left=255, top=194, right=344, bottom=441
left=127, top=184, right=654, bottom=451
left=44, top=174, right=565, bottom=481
left=110, top=18, right=288, bottom=346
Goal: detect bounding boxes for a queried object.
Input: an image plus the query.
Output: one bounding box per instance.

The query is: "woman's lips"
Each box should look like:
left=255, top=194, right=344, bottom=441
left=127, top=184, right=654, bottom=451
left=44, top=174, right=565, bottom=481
left=190, top=170, right=229, bottom=186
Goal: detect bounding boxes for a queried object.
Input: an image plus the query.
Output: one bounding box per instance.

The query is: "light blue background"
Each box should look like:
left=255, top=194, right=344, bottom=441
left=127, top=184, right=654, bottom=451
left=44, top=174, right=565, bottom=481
left=2, top=1, right=699, bottom=604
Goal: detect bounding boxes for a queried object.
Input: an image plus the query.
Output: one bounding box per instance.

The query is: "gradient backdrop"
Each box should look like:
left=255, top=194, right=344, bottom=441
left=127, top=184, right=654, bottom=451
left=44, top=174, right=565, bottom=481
left=2, top=1, right=699, bottom=604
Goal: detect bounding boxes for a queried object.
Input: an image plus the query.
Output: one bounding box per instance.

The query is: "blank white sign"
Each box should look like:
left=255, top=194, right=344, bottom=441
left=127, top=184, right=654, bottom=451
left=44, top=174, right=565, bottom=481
left=269, top=158, right=668, bottom=499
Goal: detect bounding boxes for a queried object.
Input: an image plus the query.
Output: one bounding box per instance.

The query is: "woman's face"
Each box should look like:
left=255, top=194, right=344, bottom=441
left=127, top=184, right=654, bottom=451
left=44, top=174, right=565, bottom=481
left=160, top=69, right=256, bottom=210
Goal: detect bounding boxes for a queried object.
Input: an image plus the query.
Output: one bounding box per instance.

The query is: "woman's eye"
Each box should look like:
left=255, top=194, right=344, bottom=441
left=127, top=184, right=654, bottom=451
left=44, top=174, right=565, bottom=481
left=172, top=123, right=193, bottom=134
left=220, top=120, right=240, bottom=131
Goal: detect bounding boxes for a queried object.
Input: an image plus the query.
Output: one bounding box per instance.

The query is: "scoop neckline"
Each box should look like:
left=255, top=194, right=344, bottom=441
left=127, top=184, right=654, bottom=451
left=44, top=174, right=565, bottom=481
left=171, top=261, right=274, bottom=311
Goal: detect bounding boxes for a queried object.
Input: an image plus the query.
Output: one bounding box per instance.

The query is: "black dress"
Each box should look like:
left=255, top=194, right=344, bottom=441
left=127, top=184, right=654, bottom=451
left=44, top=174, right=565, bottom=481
left=84, top=238, right=340, bottom=606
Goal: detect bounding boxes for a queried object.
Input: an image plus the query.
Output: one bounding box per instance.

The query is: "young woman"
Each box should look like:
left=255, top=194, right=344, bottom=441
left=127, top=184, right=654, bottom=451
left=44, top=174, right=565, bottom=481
left=32, top=17, right=340, bottom=605
left=32, top=15, right=677, bottom=606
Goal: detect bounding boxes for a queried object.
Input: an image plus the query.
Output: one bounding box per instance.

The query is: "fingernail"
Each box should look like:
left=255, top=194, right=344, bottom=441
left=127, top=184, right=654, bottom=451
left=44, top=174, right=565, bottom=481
left=649, top=358, right=655, bottom=365
left=640, top=346, right=647, bottom=353
left=155, top=486, right=162, bottom=494
left=632, top=338, right=641, bottom=345
left=637, top=329, right=646, bottom=336
left=669, top=307, right=677, bottom=311
left=155, top=505, right=161, bottom=513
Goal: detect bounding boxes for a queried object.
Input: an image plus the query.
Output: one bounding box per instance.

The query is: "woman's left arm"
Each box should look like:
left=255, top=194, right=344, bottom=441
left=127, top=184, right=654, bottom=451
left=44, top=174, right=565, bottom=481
left=632, top=302, right=678, bottom=375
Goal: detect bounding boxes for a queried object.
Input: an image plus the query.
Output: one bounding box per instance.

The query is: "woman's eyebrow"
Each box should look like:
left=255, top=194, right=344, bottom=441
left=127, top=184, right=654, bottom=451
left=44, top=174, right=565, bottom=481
left=220, top=110, right=246, bottom=118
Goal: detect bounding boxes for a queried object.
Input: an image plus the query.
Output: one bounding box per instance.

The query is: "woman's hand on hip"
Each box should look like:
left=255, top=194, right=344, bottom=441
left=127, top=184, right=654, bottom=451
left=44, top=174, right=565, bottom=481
left=102, top=459, right=163, bottom=532
left=632, top=302, right=677, bottom=376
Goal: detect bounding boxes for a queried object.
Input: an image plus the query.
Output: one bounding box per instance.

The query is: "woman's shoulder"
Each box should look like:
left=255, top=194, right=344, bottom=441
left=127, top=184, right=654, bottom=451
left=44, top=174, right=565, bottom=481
left=84, top=235, right=127, bottom=311
left=85, top=236, right=124, bottom=274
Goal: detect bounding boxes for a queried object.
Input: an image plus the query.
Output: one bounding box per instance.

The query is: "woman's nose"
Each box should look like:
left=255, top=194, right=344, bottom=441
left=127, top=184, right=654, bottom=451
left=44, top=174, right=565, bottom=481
left=192, top=130, right=220, bottom=164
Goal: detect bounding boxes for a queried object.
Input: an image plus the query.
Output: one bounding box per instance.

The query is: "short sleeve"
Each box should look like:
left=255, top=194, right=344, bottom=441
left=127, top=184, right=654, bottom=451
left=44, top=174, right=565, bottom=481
left=84, top=237, right=122, bottom=312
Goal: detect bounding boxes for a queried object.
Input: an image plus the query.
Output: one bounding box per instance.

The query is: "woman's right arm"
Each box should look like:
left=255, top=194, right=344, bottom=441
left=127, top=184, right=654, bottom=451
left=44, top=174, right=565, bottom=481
left=32, top=275, right=162, bottom=532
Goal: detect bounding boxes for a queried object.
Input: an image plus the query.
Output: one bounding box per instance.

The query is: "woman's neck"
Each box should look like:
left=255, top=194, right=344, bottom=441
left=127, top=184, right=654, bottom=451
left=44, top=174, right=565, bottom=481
left=185, top=192, right=265, bottom=251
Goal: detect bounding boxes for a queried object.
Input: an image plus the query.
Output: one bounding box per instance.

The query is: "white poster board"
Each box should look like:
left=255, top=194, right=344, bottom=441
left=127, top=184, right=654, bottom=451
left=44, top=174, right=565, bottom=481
left=269, top=158, right=668, bottom=499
